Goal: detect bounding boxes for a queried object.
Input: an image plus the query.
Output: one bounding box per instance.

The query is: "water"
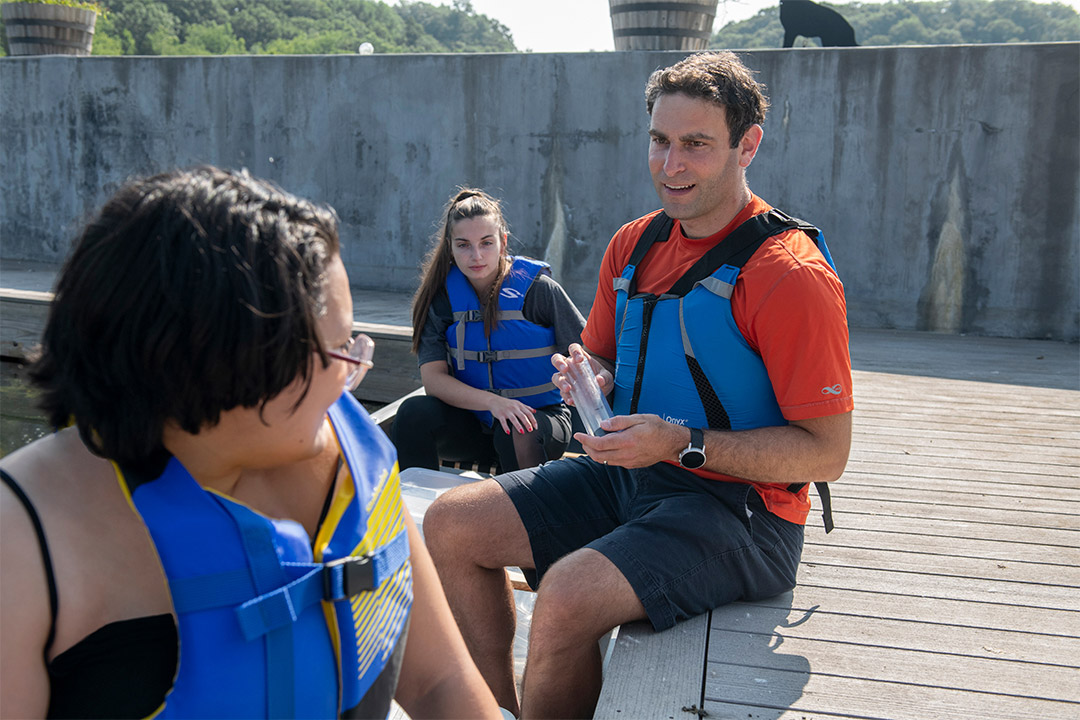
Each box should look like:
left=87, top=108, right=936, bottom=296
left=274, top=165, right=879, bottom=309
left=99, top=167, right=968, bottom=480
left=0, top=361, right=50, bottom=457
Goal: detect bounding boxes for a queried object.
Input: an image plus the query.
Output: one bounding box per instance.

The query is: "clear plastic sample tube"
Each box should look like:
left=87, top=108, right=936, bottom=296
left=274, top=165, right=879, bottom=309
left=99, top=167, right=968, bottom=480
left=564, top=352, right=613, bottom=436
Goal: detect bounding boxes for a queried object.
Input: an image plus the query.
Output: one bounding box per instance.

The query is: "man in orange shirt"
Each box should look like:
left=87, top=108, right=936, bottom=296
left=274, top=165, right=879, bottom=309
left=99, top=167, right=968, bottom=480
left=425, top=51, right=853, bottom=719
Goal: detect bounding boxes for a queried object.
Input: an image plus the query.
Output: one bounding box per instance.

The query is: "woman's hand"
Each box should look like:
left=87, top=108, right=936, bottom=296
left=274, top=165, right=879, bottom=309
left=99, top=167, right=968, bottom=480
left=487, top=396, right=537, bottom=436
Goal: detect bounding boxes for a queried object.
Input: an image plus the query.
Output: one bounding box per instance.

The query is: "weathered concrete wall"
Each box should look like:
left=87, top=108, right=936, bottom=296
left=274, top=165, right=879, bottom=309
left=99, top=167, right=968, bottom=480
left=1, top=44, right=1077, bottom=340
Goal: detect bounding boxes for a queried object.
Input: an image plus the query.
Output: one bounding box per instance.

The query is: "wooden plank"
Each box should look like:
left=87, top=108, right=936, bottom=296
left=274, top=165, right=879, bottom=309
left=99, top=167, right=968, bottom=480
left=803, top=526, right=1078, bottom=565
left=820, top=511, right=1079, bottom=546
left=737, top=584, right=1077, bottom=638
left=840, top=458, right=1079, bottom=488
left=825, top=496, right=1080, bottom=529
left=704, top=667, right=1080, bottom=720
left=848, top=434, right=1080, bottom=462
left=852, top=415, right=1080, bottom=439
left=829, top=481, right=1080, bottom=512
left=593, top=614, right=709, bottom=720
left=795, top=563, right=1080, bottom=610
left=845, top=447, right=1080, bottom=474
left=0, top=288, right=50, bottom=361
left=852, top=419, right=1080, bottom=443
left=799, top=544, right=1080, bottom=586
left=852, top=379, right=1080, bottom=401
left=712, top=601, right=1080, bottom=666
left=707, top=630, right=1080, bottom=701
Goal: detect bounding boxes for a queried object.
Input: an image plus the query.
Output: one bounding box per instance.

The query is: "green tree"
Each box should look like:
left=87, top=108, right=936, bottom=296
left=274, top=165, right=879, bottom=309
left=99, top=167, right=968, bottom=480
left=104, top=0, right=179, bottom=55
left=711, top=0, right=1079, bottom=48
left=82, top=0, right=516, bottom=55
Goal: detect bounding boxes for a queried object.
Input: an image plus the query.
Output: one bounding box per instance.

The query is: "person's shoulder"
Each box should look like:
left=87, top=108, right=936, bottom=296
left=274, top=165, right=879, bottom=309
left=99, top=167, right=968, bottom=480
left=747, top=202, right=837, bottom=278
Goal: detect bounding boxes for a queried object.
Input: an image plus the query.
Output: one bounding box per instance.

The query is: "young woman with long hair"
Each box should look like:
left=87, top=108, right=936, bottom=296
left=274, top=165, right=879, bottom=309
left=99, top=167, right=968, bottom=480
left=392, top=188, right=585, bottom=473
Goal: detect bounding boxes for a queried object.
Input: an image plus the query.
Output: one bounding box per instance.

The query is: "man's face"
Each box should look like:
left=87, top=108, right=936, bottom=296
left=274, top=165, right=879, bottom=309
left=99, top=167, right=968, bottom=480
left=648, top=92, right=760, bottom=238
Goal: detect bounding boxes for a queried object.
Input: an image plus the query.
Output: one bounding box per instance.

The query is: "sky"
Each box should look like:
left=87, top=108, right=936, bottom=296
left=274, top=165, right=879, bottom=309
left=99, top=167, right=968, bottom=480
left=418, top=0, right=1080, bottom=52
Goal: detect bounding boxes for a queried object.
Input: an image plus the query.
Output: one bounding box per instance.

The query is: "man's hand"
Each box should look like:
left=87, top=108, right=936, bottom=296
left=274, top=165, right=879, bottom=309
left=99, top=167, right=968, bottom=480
left=575, top=413, right=685, bottom=468
left=551, top=343, right=613, bottom=406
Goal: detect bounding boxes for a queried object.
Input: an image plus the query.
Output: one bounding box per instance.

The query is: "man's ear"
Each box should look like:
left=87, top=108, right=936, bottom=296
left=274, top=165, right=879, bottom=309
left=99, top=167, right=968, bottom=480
left=739, top=124, right=764, bottom=168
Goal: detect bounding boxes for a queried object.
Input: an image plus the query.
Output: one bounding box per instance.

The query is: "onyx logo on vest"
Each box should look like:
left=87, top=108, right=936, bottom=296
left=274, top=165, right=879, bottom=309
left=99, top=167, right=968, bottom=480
left=663, top=414, right=689, bottom=425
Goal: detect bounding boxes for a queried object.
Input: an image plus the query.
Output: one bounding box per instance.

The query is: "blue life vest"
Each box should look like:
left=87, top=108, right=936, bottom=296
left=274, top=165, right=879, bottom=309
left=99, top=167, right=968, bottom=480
left=613, top=210, right=838, bottom=531
left=445, top=256, right=562, bottom=425
left=115, top=392, right=413, bottom=718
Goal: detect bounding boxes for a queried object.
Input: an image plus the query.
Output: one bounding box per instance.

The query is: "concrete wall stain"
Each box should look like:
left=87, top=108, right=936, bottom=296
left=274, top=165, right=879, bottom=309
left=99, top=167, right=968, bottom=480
left=1, top=45, right=1077, bottom=340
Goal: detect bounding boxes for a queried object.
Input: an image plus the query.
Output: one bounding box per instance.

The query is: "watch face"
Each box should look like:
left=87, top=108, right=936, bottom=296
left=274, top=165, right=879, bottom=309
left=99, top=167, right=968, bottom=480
left=679, top=449, right=706, bottom=469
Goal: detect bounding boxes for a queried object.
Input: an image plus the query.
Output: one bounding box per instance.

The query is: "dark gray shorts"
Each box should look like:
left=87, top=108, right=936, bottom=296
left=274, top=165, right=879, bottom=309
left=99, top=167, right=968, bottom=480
left=495, top=456, right=804, bottom=631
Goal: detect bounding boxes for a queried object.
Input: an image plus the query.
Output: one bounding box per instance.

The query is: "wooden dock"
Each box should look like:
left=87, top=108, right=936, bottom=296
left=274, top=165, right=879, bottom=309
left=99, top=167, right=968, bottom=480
left=3, top=265, right=1079, bottom=719
left=596, top=330, right=1079, bottom=720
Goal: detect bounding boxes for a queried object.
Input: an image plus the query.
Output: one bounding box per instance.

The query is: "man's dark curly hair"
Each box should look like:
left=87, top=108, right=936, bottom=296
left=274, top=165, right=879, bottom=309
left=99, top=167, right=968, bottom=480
left=645, top=50, right=770, bottom=147
left=30, top=165, right=341, bottom=471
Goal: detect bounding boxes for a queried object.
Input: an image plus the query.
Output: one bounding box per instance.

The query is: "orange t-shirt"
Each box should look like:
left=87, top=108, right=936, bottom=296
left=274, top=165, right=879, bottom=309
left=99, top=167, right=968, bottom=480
left=580, top=195, right=853, bottom=524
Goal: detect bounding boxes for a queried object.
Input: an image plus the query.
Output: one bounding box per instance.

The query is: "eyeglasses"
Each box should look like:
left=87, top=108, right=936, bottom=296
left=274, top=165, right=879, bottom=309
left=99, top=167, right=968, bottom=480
left=325, top=333, right=374, bottom=391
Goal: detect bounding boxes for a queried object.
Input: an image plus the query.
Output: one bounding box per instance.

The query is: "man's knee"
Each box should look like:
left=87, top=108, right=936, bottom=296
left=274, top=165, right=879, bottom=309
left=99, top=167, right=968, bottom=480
left=531, top=550, right=642, bottom=645
left=422, top=487, right=474, bottom=560
left=424, top=480, right=528, bottom=568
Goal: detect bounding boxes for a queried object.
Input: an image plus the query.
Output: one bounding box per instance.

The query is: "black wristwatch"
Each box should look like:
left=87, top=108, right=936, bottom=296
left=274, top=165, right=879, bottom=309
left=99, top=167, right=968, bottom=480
left=678, top=427, right=707, bottom=469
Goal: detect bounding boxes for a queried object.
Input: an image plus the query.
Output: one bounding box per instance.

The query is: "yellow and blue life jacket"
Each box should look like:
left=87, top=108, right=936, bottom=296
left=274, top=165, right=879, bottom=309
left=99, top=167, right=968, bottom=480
left=445, top=256, right=562, bottom=425
left=115, top=391, right=413, bottom=717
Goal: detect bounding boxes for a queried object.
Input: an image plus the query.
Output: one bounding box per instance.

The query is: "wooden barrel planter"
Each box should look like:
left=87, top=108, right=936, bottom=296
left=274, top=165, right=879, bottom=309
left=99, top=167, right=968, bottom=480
left=608, top=0, right=718, bottom=51
left=1, top=2, right=97, bottom=56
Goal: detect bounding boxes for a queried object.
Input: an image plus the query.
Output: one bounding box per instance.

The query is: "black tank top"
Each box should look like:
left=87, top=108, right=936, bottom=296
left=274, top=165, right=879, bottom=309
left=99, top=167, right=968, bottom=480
left=1, top=469, right=177, bottom=718
left=1, top=467, right=404, bottom=718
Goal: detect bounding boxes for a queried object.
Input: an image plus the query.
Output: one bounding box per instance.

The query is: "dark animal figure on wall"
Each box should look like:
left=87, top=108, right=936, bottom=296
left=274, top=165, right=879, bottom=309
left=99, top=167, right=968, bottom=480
left=780, top=0, right=858, bottom=47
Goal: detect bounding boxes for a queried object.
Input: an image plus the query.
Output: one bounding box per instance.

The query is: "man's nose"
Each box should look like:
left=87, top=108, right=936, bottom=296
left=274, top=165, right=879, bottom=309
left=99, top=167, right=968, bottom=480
left=663, top=147, right=685, bottom=175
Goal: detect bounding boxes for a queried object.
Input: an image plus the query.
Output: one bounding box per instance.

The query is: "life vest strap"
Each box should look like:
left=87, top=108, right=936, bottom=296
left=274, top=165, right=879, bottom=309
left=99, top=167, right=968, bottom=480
left=492, top=381, right=558, bottom=399
left=788, top=481, right=835, bottom=533
left=449, top=345, right=558, bottom=364
left=170, top=529, right=409, bottom=642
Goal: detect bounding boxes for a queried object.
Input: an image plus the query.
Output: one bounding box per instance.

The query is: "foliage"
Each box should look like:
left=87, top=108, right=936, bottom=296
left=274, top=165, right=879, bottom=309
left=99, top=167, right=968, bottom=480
left=711, top=0, right=1080, bottom=49
left=2, top=0, right=103, bottom=11
left=74, top=0, right=516, bottom=55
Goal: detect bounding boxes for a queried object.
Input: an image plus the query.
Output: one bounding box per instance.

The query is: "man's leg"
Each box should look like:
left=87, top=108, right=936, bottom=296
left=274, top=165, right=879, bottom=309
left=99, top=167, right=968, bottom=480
left=521, top=548, right=646, bottom=719
left=423, top=479, right=533, bottom=714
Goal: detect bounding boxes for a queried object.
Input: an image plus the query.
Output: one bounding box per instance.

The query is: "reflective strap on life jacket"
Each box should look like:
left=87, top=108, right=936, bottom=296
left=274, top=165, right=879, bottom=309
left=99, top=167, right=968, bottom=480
left=695, top=276, right=734, bottom=299
left=451, top=345, right=559, bottom=364
left=492, top=381, right=557, bottom=399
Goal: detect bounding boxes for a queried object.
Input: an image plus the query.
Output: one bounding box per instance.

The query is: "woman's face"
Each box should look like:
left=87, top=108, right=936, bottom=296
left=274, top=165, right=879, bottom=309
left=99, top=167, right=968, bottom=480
left=215, top=254, right=354, bottom=468
left=450, top=215, right=506, bottom=294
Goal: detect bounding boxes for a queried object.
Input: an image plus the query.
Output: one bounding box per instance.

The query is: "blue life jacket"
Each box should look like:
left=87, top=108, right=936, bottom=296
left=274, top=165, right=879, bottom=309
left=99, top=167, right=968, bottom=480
left=613, top=210, right=838, bottom=531
left=115, top=392, right=412, bottom=718
left=445, top=256, right=562, bottom=425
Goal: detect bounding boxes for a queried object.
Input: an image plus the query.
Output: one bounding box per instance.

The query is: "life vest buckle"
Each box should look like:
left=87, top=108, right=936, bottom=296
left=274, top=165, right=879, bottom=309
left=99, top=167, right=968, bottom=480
left=479, top=350, right=500, bottom=363
left=324, top=555, right=375, bottom=600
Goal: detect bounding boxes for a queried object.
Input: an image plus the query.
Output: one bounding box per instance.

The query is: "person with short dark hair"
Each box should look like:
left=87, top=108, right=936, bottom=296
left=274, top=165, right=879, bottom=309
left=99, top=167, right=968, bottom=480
left=424, top=51, right=853, bottom=718
left=392, top=188, right=585, bottom=473
left=0, top=166, right=501, bottom=719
